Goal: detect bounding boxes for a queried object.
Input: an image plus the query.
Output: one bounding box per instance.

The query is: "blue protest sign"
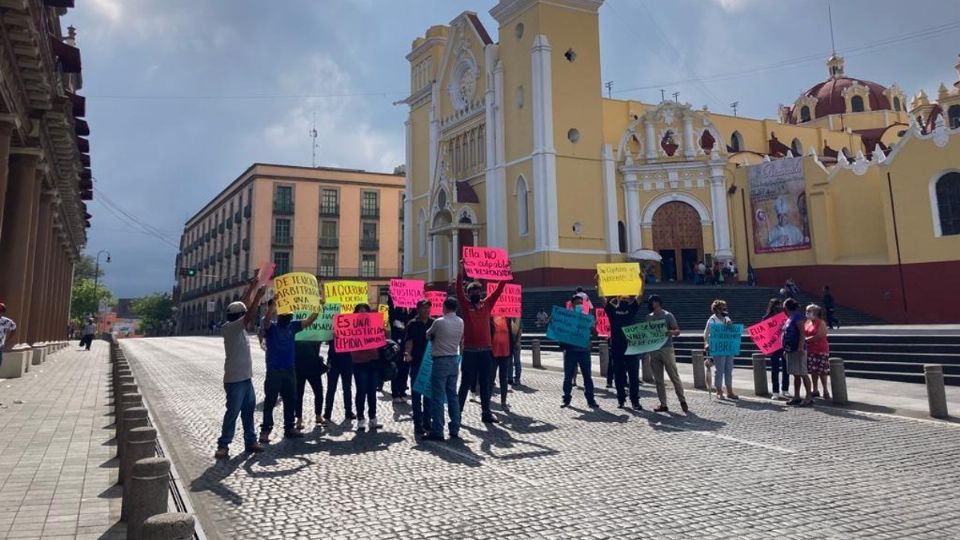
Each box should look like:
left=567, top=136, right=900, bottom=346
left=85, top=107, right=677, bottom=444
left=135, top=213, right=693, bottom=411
left=413, top=341, right=434, bottom=399
left=708, top=323, right=744, bottom=356
left=546, top=305, right=594, bottom=349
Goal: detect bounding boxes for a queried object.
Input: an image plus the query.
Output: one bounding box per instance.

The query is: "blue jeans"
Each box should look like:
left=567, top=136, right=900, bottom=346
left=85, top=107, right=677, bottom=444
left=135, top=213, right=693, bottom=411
left=769, top=350, right=790, bottom=393
left=353, top=362, right=379, bottom=420
left=511, top=346, right=522, bottom=383
left=410, top=363, right=432, bottom=429
left=430, top=355, right=461, bottom=437
left=713, top=355, right=735, bottom=390
left=563, top=349, right=595, bottom=404
left=218, top=379, right=257, bottom=448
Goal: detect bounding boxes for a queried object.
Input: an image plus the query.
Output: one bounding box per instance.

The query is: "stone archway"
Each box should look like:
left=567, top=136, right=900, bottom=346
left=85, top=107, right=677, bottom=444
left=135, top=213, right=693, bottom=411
left=652, top=201, right=704, bottom=282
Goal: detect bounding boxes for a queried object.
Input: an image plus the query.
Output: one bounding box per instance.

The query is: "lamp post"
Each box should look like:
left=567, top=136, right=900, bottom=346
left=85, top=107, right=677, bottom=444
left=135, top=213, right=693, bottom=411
left=93, top=250, right=111, bottom=334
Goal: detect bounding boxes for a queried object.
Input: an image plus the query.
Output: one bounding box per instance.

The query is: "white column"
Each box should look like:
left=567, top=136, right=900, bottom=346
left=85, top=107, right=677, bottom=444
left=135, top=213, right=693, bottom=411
left=601, top=144, right=619, bottom=254
left=403, top=118, right=413, bottom=275
left=493, top=60, right=508, bottom=249
left=484, top=46, right=506, bottom=249
left=531, top=34, right=559, bottom=251
left=428, top=84, right=439, bottom=186
left=682, top=112, right=696, bottom=158
left=644, top=119, right=657, bottom=161
left=427, top=235, right=435, bottom=283
left=450, top=232, right=459, bottom=279
left=709, top=164, right=733, bottom=260
left=622, top=170, right=642, bottom=254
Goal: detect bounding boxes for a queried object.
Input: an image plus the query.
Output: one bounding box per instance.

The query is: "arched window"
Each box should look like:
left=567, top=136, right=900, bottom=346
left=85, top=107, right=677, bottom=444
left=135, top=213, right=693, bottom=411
left=417, top=209, right=427, bottom=257
left=699, top=130, right=715, bottom=152
left=516, top=176, right=529, bottom=236
left=851, top=95, right=865, bottom=113
left=934, top=172, right=960, bottom=236
left=617, top=221, right=627, bottom=253
left=660, top=130, right=678, bottom=156
left=729, top=131, right=744, bottom=152
left=791, top=138, right=803, bottom=156
left=948, top=105, right=960, bottom=129
left=800, top=105, right=811, bottom=123
left=893, top=96, right=902, bottom=112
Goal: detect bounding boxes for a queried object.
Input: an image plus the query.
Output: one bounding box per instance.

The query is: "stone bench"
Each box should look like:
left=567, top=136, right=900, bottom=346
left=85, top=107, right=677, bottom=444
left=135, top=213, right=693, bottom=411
left=31, top=345, right=47, bottom=365
left=0, top=348, right=32, bottom=378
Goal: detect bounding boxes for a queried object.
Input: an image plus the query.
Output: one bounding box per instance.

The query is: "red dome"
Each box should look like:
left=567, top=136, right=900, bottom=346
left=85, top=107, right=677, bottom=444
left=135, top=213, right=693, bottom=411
left=788, top=76, right=892, bottom=124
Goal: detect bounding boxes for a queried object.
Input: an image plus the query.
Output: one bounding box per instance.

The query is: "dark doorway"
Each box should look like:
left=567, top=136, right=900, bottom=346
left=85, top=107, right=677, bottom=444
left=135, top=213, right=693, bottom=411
left=659, top=249, right=677, bottom=282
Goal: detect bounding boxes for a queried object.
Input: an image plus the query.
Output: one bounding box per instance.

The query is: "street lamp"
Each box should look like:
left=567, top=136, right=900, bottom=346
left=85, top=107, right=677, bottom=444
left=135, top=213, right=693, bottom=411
left=93, top=250, right=111, bottom=333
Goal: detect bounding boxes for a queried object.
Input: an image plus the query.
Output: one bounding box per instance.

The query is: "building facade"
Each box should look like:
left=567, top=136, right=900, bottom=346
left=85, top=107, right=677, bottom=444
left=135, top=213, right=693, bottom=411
left=176, top=163, right=404, bottom=333
left=403, top=0, right=960, bottom=323
left=0, top=1, right=92, bottom=348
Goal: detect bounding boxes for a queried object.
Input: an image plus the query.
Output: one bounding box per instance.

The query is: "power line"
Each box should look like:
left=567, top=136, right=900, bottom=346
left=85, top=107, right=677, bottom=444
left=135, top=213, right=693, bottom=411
left=92, top=188, right=181, bottom=249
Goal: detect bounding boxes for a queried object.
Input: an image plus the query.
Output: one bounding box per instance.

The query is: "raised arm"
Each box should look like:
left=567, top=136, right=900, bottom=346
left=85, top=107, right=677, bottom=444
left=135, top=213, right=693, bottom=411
left=262, top=300, right=275, bottom=331
left=486, top=279, right=507, bottom=306
left=456, top=261, right=468, bottom=306
left=240, top=273, right=260, bottom=309
left=243, top=286, right=266, bottom=328
left=302, top=310, right=320, bottom=327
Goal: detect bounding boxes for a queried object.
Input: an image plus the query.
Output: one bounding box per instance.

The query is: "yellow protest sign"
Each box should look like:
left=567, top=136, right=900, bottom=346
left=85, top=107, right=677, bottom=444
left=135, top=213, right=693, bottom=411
left=273, top=272, right=321, bottom=315
left=377, top=304, right=390, bottom=331
left=597, top=263, right=643, bottom=297
left=323, top=281, right=369, bottom=313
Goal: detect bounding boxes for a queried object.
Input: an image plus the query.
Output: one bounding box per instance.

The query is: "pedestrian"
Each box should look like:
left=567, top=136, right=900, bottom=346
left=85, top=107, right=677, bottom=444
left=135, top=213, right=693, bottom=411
left=322, top=337, right=355, bottom=423
left=785, top=278, right=800, bottom=299
left=404, top=299, right=434, bottom=436
left=763, top=298, right=790, bottom=400
left=456, top=260, right=507, bottom=424
left=695, top=261, right=706, bottom=285
left=558, top=294, right=599, bottom=409
left=259, top=299, right=319, bottom=443
left=704, top=299, right=738, bottom=400
left=389, top=297, right=413, bottom=403
left=782, top=298, right=813, bottom=406
left=350, top=304, right=383, bottom=431
left=81, top=317, right=96, bottom=350
left=509, top=318, right=522, bottom=386
left=426, top=297, right=465, bottom=441
left=215, top=276, right=266, bottom=459
left=600, top=292, right=642, bottom=410
left=536, top=308, right=548, bottom=329
left=646, top=295, right=689, bottom=413
left=293, top=339, right=326, bottom=431
left=805, top=304, right=831, bottom=400
left=822, top=286, right=839, bottom=329
left=0, top=303, right=17, bottom=367
left=489, top=316, right=513, bottom=409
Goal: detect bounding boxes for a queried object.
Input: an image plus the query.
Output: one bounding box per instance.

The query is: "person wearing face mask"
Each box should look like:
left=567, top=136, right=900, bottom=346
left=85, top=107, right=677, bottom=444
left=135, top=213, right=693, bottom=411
left=259, top=298, right=320, bottom=443
left=763, top=298, right=790, bottom=400
left=598, top=284, right=642, bottom=410
left=645, top=295, right=688, bottom=413
left=804, top=304, right=830, bottom=400
left=558, top=294, right=599, bottom=409
left=350, top=303, right=383, bottom=431
left=456, top=260, right=508, bottom=424
left=704, top=299, right=737, bottom=400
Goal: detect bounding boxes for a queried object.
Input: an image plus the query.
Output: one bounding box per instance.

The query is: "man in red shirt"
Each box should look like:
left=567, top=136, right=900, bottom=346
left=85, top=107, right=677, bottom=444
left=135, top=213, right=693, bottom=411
left=456, top=260, right=507, bottom=424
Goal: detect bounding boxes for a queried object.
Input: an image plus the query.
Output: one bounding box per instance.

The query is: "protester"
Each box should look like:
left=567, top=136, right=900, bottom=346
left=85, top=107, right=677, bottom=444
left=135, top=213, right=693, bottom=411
left=489, top=316, right=514, bottom=409
left=323, top=337, right=355, bottom=423
left=426, top=297, right=465, bottom=441
left=600, top=292, right=642, bottom=410
left=763, top=298, right=790, bottom=400
left=558, top=294, right=599, bottom=409
left=0, top=303, right=17, bottom=367
left=215, top=277, right=266, bottom=459
left=822, top=286, right=839, bottom=329
left=646, top=295, right=689, bottom=413
left=259, top=300, right=319, bottom=442
left=704, top=299, right=737, bottom=400
left=782, top=298, right=813, bottom=406
left=509, top=318, right=522, bottom=386
left=404, top=299, right=434, bottom=436
left=350, top=304, right=383, bottom=431
left=294, top=339, right=326, bottom=431
left=81, top=317, right=96, bottom=350
left=805, top=304, right=831, bottom=399
left=388, top=297, right=412, bottom=403
left=456, top=260, right=507, bottom=424
left=785, top=278, right=800, bottom=299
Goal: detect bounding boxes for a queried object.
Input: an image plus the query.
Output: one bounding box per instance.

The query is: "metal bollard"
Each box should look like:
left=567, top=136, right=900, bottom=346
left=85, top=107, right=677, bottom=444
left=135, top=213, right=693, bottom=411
left=599, top=342, right=609, bottom=377
left=829, top=357, right=849, bottom=405
left=141, top=513, right=196, bottom=540
left=122, top=426, right=157, bottom=512
left=125, top=458, right=170, bottom=540
left=752, top=353, right=770, bottom=397
left=119, top=408, right=150, bottom=481
left=532, top=339, right=542, bottom=369
left=691, top=350, right=706, bottom=390
left=641, top=354, right=654, bottom=383
left=924, top=364, right=949, bottom=419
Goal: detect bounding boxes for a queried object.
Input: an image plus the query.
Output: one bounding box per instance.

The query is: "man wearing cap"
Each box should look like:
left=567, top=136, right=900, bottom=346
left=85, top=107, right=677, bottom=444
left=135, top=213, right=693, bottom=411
left=0, top=303, right=16, bottom=367
left=403, top=298, right=435, bottom=436
left=456, top=260, right=507, bottom=424
left=215, top=275, right=267, bottom=459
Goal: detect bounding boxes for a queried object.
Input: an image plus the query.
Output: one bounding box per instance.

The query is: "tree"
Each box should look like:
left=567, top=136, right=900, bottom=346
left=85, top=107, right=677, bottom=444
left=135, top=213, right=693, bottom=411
left=73, top=255, right=104, bottom=283
left=71, top=278, right=115, bottom=321
left=133, top=292, right=175, bottom=337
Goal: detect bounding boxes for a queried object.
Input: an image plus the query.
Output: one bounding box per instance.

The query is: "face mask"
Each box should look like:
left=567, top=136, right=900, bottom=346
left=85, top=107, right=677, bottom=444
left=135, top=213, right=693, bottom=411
left=278, top=315, right=293, bottom=326
left=469, top=294, right=482, bottom=304
left=806, top=313, right=815, bottom=320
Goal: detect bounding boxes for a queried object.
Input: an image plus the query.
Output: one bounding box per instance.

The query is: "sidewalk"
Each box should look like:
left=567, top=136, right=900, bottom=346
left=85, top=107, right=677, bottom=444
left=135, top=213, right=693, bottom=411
left=0, top=341, right=124, bottom=539
left=525, top=350, right=960, bottom=419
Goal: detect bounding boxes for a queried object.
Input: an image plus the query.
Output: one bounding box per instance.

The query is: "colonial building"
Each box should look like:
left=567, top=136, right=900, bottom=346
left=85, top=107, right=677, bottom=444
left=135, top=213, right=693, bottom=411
left=0, top=1, right=92, bottom=347
left=402, top=0, right=960, bottom=323
left=175, top=163, right=404, bottom=333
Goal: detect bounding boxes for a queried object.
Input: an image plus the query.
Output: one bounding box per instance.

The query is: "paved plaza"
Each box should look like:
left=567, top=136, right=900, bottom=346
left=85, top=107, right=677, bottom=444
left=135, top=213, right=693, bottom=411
left=122, top=336, right=960, bottom=540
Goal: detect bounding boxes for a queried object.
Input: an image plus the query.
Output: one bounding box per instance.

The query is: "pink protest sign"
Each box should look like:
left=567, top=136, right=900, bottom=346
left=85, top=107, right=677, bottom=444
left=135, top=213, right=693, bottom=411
left=487, top=283, right=521, bottom=317
left=595, top=308, right=611, bottom=338
left=462, top=246, right=513, bottom=281
left=747, top=312, right=788, bottom=355
left=257, top=261, right=276, bottom=287
left=333, top=313, right=386, bottom=353
left=425, top=291, right=447, bottom=317
left=389, top=279, right=425, bottom=309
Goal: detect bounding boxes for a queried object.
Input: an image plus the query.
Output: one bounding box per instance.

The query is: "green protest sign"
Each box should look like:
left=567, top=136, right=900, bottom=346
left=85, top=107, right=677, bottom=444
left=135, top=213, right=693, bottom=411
left=295, top=303, right=341, bottom=342
left=622, top=320, right=667, bottom=355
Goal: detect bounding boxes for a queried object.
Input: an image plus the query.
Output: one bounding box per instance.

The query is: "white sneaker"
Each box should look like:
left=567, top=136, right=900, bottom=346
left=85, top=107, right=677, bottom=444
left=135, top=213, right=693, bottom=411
left=357, top=418, right=367, bottom=430
left=780, top=392, right=791, bottom=400
left=369, top=417, right=382, bottom=429
left=771, top=393, right=783, bottom=401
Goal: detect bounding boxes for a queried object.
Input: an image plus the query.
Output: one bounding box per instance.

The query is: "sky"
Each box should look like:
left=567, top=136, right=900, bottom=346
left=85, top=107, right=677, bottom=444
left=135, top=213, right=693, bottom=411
left=68, top=0, right=960, bottom=298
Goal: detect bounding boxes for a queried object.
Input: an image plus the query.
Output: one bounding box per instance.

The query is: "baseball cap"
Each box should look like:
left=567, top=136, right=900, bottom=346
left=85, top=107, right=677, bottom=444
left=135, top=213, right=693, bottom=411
left=226, top=301, right=247, bottom=315
left=416, top=299, right=432, bottom=308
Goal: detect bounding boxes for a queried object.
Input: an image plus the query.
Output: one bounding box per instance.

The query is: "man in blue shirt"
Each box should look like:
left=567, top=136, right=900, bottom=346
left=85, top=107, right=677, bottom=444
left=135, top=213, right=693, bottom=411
left=259, top=299, right=319, bottom=442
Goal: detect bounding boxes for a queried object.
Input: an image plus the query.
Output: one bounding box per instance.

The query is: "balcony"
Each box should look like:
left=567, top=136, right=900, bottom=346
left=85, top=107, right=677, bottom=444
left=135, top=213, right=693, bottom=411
left=224, top=247, right=231, bottom=258
left=360, top=238, right=379, bottom=250
left=242, top=238, right=250, bottom=251
left=360, top=206, right=380, bottom=219
left=273, top=201, right=295, bottom=215
left=219, top=223, right=225, bottom=234
left=233, top=243, right=240, bottom=255
left=217, top=252, right=224, bottom=262
left=234, top=211, right=241, bottom=224
left=318, top=237, right=339, bottom=249
left=319, top=205, right=340, bottom=217
left=243, top=205, right=251, bottom=218
left=272, top=235, right=293, bottom=247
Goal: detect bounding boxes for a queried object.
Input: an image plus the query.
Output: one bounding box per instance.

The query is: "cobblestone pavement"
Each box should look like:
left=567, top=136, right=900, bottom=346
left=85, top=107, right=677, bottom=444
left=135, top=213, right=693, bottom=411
left=123, top=336, right=960, bottom=540
left=0, top=341, right=124, bottom=539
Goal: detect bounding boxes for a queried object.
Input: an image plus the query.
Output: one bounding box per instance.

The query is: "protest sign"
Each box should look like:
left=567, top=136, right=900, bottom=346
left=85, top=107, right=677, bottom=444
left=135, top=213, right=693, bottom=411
left=462, top=246, right=513, bottom=281
left=412, top=342, right=435, bottom=399
left=295, top=303, right=340, bottom=342
left=747, top=312, right=788, bottom=355
left=708, top=323, right=744, bottom=356
left=424, top=291, right=447, bottom=317
left=594, top=308, right=611, bottom=338
left=273, top=272, right=321, bottom=315
left=323, top=281, right=369, bottom=313
left=596, top=263, right=643, bottom=297
left=377, top=304, right=391, bottom=331
left=622, top=320, right=668, bottom=355
left=546, top=305, right=594, bottom=349
left=487, top=283, right=522, bottom=318
left=389, top=279, right=424, bottom=309
left=257, top=260, right=276, bottom=287
left=333, top=312, right=386, bottom=353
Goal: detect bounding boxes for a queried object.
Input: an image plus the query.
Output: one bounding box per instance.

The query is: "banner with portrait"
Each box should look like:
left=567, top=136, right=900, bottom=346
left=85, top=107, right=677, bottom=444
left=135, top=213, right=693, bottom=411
left=747, top=157, right=811, bottom=254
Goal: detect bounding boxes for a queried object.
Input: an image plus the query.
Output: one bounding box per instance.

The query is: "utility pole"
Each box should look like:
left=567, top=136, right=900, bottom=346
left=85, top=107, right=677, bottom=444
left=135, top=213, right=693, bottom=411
left=730, top=101, right=739, bottom=117
left=672, top=92, right=680, bottom=103
left=659, top=89, right=666, bottom=102
left=604, top=81, right=614, bottom=98
left=310, top=112, right=318, bottom=167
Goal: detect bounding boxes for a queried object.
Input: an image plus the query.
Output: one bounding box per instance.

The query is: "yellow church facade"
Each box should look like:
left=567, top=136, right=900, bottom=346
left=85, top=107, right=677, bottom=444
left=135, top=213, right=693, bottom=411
left=401, top=0, right=960, bottom=323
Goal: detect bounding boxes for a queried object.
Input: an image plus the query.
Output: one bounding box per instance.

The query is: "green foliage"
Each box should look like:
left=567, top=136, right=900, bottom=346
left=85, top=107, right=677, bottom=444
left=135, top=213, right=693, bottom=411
left=132, top=292, right=175, bottom=337
left=73, top=255, right=104, bottom=282
left=71, top=278, right=115, bottom=321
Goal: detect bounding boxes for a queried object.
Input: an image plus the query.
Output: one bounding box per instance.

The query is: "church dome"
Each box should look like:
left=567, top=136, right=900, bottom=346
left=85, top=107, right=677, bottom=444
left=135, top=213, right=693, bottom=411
left=804, top=77, right=891, bottom=117
left=785, top=55, right=901, bottom=125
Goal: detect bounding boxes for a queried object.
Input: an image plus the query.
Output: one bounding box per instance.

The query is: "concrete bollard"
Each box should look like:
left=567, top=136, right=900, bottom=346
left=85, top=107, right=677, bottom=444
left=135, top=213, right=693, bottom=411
left=122, top=426, right=157, bottom=510
left=125, top=458, right=170, bottom=540
left=829, top=357, right=849, bottom=405
left=117, top=393, right=144, bottom=447
left=532, top=340, right=542, bottom=369
left=641, top=354, right=654, bottom=383
left=691, top=350, right=706, bottom=390
left=115, top=382, right=139, bottom=424
left=924, top=364, right=949, bottom=419
left=752, top=354, right=770, bottom=397
left=599, top=342, right=609, bottom=377
left=119, top=408, right=150, bottom=478
left=141, top=513, right=196, bottom=540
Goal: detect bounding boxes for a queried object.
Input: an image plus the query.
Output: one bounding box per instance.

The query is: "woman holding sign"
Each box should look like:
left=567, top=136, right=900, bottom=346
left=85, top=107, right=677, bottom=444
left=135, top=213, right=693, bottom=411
left=349, top=304, right=384, bottom=431
left=704, top=300, right=738, bottom=400
left=804, top=304, right=831, bottom=400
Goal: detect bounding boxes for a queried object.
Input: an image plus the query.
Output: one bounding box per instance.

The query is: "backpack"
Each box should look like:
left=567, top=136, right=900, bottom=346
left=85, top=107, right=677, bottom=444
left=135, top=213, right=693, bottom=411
left=379, top=339, right=400, bottom=381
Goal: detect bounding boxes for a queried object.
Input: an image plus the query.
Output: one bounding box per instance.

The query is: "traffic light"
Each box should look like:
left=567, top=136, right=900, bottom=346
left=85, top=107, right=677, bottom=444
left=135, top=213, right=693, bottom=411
left=179, top=267, right=197, bottom=277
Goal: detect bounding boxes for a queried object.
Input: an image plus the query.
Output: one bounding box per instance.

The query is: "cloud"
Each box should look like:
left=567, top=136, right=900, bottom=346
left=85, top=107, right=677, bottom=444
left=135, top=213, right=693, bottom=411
left=89, top=0, right=121, bottom=23
left=707, top=0, right=755, bottom=11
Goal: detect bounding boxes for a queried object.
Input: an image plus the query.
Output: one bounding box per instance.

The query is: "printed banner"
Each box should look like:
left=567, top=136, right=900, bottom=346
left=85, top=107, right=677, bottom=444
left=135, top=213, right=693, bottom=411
left=595, top=308, right=611, bottom=338
left=622, top=320, right=668, bottom=355
left=295, top=303, right=340, bottom=342
left=546, top=305, right=594, bottom=349
left=273, top=272, right=321, bottom=315
left=748, top=157, right=811, bottom=253
left=596, top=263, right=643, bottom=297
left=323, top=281, right=369, bottom=313
left=462, top=246, right=513, bottom=281
left=747, top=312, right=788, bottom=355
left=708, top=323, right=744, bottom=356
left=333, top=312, right=386, bottom=353
left=488, top=283, right=522, bottom=318
left=257, top=260, right=276, bottom=287
left=389, top=279, right=424, bottom=309
left=425, top=291, right=447, bottom=317
left=377, top=304, right=391, bottom=331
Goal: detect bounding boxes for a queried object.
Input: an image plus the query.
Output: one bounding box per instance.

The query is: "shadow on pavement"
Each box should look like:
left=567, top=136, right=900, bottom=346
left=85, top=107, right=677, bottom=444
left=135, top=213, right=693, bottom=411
left=190, top=454, right=250, bottom=506
left=460, top=421, right=559, bottom=461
